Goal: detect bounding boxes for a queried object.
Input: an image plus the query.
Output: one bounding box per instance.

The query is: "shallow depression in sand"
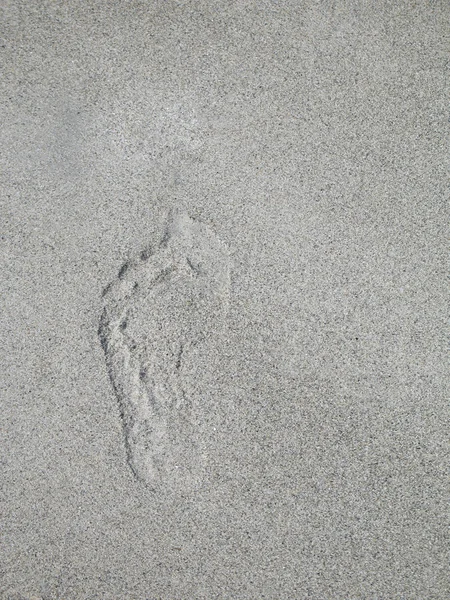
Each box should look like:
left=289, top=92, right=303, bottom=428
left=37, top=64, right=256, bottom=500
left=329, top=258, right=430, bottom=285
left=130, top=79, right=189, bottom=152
left=99, top=210, right=230, bottom=491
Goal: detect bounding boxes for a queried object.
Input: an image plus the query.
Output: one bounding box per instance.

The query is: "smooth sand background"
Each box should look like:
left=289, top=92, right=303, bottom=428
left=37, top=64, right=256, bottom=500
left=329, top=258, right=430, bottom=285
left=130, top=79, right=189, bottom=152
left=1, top=1, right=448, bottom=598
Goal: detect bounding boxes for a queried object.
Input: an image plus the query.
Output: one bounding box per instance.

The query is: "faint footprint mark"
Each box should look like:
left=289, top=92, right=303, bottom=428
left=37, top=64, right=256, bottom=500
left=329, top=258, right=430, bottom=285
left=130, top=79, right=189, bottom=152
left=99, top=210, right=230, bottom=490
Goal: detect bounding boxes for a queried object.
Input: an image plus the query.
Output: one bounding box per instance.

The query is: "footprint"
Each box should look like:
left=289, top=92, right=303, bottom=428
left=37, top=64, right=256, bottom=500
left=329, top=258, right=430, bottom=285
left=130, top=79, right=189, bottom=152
left=99, top=210, right=230, bottom=490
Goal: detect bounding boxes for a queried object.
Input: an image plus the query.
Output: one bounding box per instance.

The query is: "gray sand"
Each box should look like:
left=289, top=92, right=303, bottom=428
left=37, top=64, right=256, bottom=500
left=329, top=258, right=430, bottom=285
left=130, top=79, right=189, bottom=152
left=1, top=1, right=448, bottom=598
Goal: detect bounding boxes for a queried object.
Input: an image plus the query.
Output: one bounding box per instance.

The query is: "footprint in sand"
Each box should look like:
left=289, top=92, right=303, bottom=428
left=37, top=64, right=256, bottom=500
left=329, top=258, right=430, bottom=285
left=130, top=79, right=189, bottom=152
left=99, top=210, right=230, bottom=490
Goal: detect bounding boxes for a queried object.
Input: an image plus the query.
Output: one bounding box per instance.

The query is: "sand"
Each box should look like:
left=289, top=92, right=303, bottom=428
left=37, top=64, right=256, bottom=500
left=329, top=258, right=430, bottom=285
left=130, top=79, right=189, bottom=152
left=1, top=1, right=448, bottom=598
